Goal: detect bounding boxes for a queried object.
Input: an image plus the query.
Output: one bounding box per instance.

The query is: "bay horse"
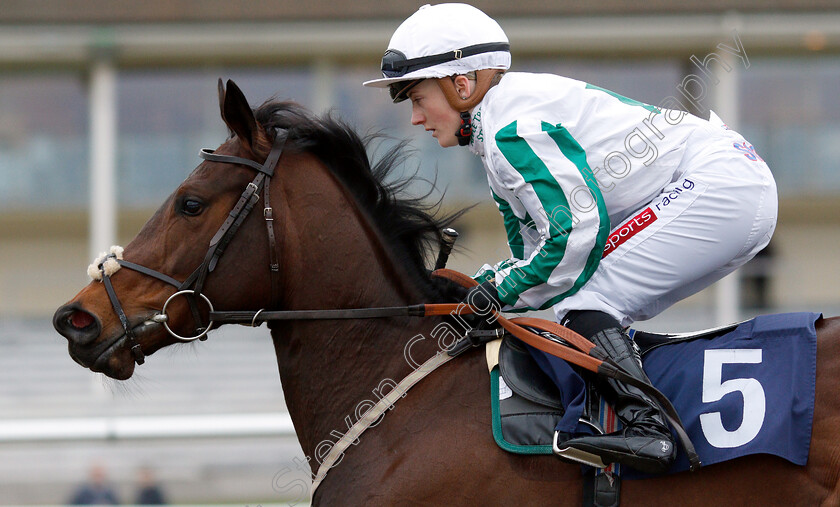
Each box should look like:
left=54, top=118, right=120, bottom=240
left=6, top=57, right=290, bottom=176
left=54, top=80, right=840, bottom=505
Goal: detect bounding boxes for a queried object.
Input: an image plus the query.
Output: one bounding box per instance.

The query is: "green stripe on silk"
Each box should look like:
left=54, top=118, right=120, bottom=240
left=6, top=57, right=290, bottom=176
left=539, top=121, right=610, bottom=308
left=494, top=121, right=572, bottom=308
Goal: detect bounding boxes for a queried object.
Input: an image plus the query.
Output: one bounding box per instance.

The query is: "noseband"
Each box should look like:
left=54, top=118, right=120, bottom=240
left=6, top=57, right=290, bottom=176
left=94, top=129, right=289, bottom=365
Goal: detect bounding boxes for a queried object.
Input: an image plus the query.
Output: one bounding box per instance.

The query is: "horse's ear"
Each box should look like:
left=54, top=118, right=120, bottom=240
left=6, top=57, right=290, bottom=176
left=217, top=78, right=226, bottom=119
left=220, top=79, right=259, bottom=153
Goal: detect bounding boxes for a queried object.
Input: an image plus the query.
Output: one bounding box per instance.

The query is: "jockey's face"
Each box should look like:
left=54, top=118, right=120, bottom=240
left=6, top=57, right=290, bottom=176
left=408, top=79, right=462, bottom=148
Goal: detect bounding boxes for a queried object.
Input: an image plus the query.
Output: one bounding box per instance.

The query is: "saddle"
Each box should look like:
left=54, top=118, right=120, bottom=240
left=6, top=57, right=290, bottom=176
left=483, top=313, right=820, bottom=507
left=487, top=321, right=743, bottom=455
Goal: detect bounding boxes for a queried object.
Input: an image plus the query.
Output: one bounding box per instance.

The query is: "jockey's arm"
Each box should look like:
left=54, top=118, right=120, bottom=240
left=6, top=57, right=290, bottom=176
left=481, top=118, right=609, bottom=312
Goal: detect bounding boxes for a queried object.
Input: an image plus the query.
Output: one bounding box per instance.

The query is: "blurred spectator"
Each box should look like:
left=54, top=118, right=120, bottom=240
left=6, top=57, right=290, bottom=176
left=68, top=464, right=120, bottom=505
left=134, top=466, right=168, bottom=505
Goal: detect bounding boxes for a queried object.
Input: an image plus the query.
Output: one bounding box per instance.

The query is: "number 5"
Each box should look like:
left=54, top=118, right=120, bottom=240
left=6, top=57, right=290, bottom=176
left=699, top=349, right=765, bottom=448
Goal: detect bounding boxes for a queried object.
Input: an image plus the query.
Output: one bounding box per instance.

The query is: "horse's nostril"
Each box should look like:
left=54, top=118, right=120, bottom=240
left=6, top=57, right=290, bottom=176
left=54, top=303, right=101, bottom=345
left=69, top=310, right=95, bottom=329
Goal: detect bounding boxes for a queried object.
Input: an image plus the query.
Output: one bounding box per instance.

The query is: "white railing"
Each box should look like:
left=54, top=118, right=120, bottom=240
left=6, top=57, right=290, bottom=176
left=0, top=412, right=295, bottom=442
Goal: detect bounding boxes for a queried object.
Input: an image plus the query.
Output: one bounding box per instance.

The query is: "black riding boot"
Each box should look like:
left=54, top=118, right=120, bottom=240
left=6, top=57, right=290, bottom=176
left=558, top=325, right=676, bottom=474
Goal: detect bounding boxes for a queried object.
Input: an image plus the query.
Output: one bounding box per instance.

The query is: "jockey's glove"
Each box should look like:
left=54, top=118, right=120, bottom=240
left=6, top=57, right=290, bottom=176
left=459, top=280, right=504, bottom=330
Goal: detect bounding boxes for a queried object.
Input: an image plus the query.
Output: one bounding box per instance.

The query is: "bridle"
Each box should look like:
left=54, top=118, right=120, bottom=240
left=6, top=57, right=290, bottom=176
left=95, top=128, right=289, bottom=365
left=92, top=125, right=458, bottom=365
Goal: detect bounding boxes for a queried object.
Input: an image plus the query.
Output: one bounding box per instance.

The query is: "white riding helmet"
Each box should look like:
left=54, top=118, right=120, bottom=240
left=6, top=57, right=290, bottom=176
left=363, top=3, right=510, bottom=102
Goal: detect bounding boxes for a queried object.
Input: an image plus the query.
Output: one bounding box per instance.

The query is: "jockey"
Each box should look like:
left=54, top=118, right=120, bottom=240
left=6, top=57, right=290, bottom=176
left=364, top=3, right=777, bottom=474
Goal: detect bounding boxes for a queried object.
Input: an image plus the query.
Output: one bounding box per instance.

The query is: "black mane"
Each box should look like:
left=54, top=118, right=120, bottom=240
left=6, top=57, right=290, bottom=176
left=252, top=100, right=464, bottom=301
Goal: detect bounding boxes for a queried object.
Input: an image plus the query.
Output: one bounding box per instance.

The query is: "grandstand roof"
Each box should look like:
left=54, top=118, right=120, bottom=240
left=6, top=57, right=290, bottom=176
left=2, top=0, right=840, bottom=24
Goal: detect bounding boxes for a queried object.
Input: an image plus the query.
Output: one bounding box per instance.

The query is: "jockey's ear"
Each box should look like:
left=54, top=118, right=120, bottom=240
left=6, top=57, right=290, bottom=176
left=437, top=69, right=500, bottom=112
left=219, top=79, right=260, bottom=154
left=452, top=75, right=474, bottom=101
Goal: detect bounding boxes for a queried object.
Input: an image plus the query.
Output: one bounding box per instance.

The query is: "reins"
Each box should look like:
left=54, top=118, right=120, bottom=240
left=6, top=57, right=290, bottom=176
left=209, top=267, right=701, bottom=474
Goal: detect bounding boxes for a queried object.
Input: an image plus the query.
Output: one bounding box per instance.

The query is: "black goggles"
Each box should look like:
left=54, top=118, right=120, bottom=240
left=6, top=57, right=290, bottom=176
left=388, top=80, right=422, bottom=103
left=379, top=42, right=510, bottom=79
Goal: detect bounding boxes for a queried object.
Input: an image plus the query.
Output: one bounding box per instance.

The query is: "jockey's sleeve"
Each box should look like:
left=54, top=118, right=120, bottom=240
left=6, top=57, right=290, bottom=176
left=489, top=118, right=610, bottom=311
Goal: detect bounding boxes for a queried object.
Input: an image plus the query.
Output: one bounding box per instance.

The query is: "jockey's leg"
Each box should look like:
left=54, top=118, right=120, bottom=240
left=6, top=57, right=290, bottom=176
left=558, top=309, right=676, bottom=474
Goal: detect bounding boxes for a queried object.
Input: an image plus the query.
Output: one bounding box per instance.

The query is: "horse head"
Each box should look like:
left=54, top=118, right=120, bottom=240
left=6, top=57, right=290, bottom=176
left=54, top=79, right=452, bottom=381
left=53, top=80, right=296, bottom=379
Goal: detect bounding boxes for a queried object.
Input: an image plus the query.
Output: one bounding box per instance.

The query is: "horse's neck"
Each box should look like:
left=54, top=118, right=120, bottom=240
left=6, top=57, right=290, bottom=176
left=270, top=155, right=444, bottom=464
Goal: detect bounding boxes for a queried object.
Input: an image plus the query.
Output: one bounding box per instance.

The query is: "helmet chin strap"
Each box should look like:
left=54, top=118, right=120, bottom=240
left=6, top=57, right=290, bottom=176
left=456, top=111, right=472, bottom=146
left=436, top=69, right=501, bottom=146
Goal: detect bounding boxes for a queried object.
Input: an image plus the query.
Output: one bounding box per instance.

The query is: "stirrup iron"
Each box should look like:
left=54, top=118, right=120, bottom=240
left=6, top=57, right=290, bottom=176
left=553, top=431, right=606, bottom=469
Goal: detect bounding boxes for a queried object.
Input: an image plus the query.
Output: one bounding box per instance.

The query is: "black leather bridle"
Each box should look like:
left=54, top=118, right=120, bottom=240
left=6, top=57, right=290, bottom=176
left=96, top=129, right=289, bottom=365
left=93, top=126, right=455, bottom=366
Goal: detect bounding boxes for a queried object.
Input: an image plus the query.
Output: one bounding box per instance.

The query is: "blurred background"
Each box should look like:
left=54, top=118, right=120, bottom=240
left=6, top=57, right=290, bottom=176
left=1, top=1, right=839, bottom=504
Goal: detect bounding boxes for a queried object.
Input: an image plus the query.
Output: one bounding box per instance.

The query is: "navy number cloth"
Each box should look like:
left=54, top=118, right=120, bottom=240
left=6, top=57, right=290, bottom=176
left=526, top=312, right=819, bottom=475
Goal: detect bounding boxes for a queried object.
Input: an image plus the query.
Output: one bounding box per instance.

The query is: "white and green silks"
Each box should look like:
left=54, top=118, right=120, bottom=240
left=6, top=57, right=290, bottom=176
left=467, top=72, right=776, bottom=324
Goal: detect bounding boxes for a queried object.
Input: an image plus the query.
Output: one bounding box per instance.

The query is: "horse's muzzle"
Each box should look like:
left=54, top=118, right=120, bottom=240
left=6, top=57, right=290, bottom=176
left=53, top=302, right=101, bottom=347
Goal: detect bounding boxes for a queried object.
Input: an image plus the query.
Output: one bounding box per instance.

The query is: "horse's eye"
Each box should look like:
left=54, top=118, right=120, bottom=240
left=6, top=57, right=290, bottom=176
left=181, top=199, right=204, bottom=216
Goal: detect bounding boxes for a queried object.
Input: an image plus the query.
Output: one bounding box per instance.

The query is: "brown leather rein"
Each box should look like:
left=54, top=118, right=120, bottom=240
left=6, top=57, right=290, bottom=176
left=210, top=267, right=700, bottom=470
